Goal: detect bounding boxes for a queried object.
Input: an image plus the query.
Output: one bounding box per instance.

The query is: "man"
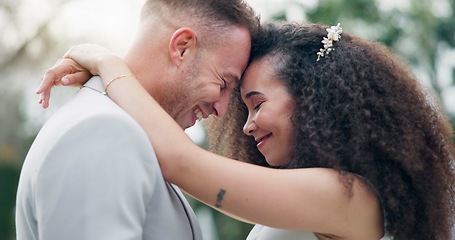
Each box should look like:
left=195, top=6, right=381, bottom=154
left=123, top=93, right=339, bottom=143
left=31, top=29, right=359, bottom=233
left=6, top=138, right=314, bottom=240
left=15, top=0, right=259, bottom=239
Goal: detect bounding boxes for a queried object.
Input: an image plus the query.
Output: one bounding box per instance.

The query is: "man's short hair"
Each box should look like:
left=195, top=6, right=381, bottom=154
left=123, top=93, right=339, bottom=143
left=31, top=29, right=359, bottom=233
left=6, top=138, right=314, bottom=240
left=141, top=0, right=260, bottom=47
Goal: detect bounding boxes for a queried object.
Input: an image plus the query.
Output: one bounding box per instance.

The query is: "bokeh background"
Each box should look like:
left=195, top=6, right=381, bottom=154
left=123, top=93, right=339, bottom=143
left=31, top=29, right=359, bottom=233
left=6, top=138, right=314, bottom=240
left=1, top=0, right=454, bottom=239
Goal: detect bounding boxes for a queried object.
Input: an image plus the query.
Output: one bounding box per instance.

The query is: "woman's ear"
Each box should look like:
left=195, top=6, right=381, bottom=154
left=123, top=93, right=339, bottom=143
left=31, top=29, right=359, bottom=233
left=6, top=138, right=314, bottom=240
left=169, top=28, right=197, bottom=67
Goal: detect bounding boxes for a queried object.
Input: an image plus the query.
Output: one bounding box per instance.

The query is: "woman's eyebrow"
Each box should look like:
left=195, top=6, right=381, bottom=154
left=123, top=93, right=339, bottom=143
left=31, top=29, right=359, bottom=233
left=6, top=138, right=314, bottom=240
left=244, top=91, right=263, bottom=99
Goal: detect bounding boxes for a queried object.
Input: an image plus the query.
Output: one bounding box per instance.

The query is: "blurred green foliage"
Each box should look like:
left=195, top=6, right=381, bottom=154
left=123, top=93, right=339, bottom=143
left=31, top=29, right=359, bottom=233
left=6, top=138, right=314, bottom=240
left=187, top=197, right=254, bottom=240
left=0, top=163, right=20, bottom=240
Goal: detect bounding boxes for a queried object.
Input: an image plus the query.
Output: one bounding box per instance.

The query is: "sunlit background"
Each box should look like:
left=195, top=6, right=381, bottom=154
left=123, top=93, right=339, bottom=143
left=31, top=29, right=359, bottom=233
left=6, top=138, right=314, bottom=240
left=1, top=0, right=454, bottom=239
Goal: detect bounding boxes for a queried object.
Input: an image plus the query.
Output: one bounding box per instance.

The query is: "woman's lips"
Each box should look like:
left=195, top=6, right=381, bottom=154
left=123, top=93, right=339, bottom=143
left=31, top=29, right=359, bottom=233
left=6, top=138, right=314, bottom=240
left=256, top=133, right=272, bottom=149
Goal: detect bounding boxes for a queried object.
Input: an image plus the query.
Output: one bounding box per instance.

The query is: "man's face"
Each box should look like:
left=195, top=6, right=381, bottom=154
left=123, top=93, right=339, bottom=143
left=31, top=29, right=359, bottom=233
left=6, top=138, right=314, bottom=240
left=160, top=27, right=251, bottom=129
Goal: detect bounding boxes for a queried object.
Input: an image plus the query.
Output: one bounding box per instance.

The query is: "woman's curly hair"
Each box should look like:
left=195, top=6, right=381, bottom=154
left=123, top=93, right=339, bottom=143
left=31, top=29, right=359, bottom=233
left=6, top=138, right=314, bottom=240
left=206, top=22, right=455, bottom=239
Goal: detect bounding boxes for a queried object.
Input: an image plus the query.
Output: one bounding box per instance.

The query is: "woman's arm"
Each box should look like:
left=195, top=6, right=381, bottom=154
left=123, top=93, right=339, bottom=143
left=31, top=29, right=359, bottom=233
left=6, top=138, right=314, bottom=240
left=40, top=44, right=383, bottom=238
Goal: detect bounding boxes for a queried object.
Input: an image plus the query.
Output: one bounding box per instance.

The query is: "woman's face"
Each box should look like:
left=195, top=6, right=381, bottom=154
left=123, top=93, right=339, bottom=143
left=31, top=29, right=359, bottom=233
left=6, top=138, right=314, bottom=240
left=241, top=59, right=296, bottom=166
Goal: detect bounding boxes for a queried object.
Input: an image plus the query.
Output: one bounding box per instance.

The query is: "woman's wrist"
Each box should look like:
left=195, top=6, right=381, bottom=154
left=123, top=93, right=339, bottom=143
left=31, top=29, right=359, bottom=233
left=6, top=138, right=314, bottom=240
left=102, top=74, right=135, bottom=95
left=96, top=54, right=133, bottom=85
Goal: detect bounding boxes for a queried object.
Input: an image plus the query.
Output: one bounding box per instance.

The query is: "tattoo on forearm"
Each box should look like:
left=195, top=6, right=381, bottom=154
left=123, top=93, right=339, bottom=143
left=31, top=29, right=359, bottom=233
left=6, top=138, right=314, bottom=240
left=215, top=189, right=226, bottom=208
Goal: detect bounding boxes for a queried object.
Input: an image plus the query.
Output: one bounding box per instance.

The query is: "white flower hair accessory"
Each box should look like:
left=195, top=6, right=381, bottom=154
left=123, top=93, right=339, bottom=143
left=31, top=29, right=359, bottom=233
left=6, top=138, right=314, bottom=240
left=317, top=23, right=343, bottom=61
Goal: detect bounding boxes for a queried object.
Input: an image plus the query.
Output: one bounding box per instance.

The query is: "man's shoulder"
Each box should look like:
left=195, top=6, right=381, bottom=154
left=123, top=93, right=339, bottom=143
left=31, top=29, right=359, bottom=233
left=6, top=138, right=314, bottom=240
left=57, top=85, right=126, bottom=121
left=22, top=84, right=158, bottom=183
left=44, top=83, right=138, bottom=133
left=31, top=84, right=151, bottom=160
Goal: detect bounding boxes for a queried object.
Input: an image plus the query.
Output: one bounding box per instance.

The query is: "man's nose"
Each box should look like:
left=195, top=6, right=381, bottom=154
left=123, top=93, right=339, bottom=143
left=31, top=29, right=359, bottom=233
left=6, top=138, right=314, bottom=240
left=211, top=92, right=230, bottom=118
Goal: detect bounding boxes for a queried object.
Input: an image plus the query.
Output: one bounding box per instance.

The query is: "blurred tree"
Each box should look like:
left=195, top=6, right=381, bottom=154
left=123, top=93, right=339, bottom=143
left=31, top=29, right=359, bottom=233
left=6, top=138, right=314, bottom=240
left=0, top=66, right=31, bottom=240
left=0, top=1, right=79, bottom=239
left=0, top=162, right=20, bottom=240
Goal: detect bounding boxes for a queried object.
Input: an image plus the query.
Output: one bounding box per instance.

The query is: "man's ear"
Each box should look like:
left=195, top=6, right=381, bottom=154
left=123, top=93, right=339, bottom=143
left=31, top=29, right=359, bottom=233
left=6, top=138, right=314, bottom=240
left=169, top=28, right=197, bottom=67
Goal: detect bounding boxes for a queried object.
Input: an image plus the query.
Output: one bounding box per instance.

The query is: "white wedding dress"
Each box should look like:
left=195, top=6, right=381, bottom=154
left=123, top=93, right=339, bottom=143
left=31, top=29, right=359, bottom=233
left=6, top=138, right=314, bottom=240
left=246, top=224, right=319, bottom=240
left=246, top=224, right=391, bottom=240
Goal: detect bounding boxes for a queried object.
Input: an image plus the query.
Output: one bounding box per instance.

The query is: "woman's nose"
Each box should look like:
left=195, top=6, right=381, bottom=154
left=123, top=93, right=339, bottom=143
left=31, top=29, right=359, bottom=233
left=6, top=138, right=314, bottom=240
left=243, top=117, right=257, bottom=135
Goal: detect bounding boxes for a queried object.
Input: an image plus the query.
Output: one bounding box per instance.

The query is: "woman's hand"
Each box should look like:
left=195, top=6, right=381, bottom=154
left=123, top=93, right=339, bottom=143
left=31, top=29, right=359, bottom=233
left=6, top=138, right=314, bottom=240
left=37, top=57, right=91, bottom=109
left=36, top=44, right=129, bottom=109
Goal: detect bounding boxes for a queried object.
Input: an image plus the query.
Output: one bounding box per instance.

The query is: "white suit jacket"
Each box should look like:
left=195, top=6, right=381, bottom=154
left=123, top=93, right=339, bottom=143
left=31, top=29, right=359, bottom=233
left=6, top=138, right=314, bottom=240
left=16, top=77, right=203, bottom=240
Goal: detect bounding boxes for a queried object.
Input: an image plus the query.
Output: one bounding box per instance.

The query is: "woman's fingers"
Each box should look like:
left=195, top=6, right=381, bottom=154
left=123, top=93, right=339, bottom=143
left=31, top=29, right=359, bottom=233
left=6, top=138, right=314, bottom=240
left=38, top=90, right=51, bottom=109
left=37, top=58, right=77, bottom=93
left=36, top=58, right=91, bottom=109
left=61, top=71, right=92, bottom=86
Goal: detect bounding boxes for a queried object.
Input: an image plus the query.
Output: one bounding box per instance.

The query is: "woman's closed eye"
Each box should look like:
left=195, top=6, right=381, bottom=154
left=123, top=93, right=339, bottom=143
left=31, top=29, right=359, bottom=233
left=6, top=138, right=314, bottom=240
left=253, top=102, right=264, bottom=110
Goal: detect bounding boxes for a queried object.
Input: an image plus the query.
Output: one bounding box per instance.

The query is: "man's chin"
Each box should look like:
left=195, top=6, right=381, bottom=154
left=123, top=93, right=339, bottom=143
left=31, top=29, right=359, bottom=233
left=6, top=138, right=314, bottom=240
left=176, top=116, right=196, bottom=130
left=177, top=121, right=189, bottom=130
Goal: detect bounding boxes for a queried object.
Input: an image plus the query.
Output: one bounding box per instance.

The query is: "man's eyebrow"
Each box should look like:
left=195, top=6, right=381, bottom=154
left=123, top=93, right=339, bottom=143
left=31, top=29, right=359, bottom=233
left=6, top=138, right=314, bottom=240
left=226, top=73, right=240, bottom=86
left=244, top=91, right=263, bottom=99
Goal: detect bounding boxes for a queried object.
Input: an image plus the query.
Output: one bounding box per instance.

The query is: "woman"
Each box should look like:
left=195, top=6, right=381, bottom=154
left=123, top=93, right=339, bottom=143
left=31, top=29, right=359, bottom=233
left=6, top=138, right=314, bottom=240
left=37, top=22, right=455, bottom=239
